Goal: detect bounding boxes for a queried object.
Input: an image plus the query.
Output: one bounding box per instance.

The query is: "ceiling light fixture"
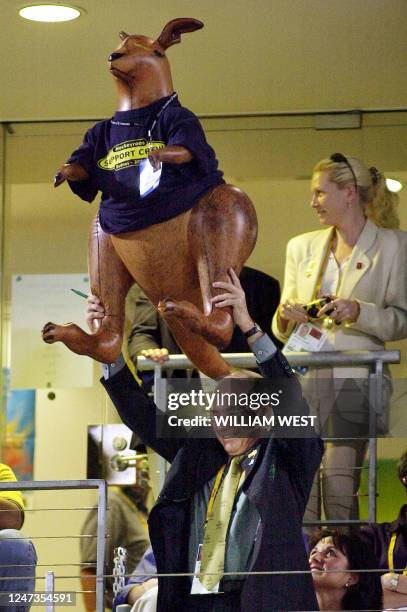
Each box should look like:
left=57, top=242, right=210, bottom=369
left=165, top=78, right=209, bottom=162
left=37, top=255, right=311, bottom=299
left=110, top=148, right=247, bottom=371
left=19, top=4, right=82, bottom=22
left=386, top=178, right=403, bottom=193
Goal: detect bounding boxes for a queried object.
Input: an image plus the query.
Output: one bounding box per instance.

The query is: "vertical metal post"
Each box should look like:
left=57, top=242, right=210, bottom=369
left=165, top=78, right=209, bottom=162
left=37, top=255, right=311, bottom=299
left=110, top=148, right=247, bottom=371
left=0, top=124, right=8, bottom=456
left=153, top=363, right=167, bottom=491
left=96, top=479, right=108, bottom=611
left=45, top=570, right=55, bottom=612
left=367, top=436, right=377, bottom=523
left=153, top=363, right=162, bottom=407
left=367, top=359, right=382, bottom=523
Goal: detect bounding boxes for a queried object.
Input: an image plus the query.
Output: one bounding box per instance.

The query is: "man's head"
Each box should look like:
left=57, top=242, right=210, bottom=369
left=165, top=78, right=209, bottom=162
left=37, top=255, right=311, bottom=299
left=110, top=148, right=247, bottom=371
left=215, top=432, right=258, bottom=457
left=212, top=369, right=266, bottom=457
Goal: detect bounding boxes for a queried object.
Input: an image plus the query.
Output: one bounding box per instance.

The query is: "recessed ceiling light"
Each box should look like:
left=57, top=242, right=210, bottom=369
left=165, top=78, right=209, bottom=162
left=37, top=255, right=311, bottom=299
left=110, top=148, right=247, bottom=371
left=386, top=178, right=403, bottom=193
left=19, top=4, right=82, bottom=22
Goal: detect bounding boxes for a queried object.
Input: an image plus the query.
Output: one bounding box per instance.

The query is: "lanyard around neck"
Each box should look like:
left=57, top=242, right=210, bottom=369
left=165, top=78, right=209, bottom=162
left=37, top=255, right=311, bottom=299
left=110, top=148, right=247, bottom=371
left=313, top=231, right=335, bottom=300
left=110, top=92, right=178, bottom=135
left=147, top=92, right=177, bottom=140
left=388, top=532, right=407, bottom=575
left=206, top=465, right=226, bottom=517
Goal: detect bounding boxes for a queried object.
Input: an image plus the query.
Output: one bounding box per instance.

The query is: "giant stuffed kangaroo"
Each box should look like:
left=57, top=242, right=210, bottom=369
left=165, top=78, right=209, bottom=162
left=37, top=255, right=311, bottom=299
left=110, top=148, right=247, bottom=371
left=42, top=18, right=258, bottom=379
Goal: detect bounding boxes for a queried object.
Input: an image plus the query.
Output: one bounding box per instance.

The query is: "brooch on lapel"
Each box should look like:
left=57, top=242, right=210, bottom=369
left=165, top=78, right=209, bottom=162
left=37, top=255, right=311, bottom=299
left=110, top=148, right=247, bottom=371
left=247, top=448, right=258, bottom=466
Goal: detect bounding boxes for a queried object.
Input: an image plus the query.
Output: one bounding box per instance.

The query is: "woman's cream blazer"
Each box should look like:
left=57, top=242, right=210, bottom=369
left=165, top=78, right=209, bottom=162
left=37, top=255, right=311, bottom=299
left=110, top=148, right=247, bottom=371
left=272, top=219, right=407, bottom=353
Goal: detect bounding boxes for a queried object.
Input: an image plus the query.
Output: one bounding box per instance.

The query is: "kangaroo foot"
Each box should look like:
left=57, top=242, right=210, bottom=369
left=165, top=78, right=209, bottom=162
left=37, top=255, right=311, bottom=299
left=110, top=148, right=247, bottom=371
left=42, top=321, right=122, bottom=363
left=158, top=298, right=233, bottom=349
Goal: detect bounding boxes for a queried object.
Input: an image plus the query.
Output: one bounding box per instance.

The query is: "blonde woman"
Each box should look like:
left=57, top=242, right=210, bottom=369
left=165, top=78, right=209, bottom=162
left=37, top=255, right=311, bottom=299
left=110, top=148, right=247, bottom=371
left=272, top=154, right=407, bottom=524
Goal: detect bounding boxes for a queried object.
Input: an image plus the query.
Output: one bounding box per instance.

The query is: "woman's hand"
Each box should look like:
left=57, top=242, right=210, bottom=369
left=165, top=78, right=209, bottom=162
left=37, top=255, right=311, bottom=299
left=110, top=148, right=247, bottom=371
left=381, top=571, right=407, bottom=594
left=381, top=572, right=407, bottom=609
left=139, top=348, right=169, bottom=363
left=211, top=268, right=254, bottom=332
left=318, top=297, right=360, bottom=324
left=382, top=572, right=399, bottom=592
left=279, top=299, right=309, bottom=324
left=85, top=295, right=105, bottom=332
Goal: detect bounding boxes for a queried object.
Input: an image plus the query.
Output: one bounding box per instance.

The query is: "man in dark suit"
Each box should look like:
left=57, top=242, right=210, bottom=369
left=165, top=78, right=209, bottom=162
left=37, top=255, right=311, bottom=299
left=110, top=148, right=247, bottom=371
left=101, top=270, right=322, bottom=611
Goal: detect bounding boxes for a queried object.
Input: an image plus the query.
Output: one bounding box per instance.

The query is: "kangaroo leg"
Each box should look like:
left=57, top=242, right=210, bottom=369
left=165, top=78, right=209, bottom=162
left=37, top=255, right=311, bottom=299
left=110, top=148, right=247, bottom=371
left=42, top=216, right=134, bottom=363
left=159, top=184, right=258, bottom=348
left=164, top=317, right=232, bottom=379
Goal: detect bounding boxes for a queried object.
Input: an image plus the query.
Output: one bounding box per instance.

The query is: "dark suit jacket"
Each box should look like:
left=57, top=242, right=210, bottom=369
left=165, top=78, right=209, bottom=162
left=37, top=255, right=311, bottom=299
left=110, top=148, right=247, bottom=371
left=102, top=350, right=322, bottom=611
left=229, top=266, right=281, bottom=351
left=126, top=266, right=281, bottom=365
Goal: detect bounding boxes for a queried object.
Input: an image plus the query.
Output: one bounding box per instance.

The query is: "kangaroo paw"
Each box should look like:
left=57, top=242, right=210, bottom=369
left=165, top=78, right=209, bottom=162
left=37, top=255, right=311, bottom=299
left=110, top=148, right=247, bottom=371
left=158, top=299, right=233, bottom=349
left=41, top=321, right=122, bottom=363
left=42, top=321, right=84, bottom=345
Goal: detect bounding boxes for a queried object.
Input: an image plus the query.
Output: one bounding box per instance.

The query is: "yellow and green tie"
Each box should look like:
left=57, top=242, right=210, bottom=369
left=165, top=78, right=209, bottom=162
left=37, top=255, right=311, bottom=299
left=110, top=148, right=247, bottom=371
left=199, top=456, right=244, bottom=590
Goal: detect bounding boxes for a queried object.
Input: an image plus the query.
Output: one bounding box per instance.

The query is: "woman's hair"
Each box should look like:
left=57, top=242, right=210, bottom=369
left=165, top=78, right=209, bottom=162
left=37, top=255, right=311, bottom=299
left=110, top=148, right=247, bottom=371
left=313, top=155, right=400, bottom=229
left=309, top=528, right=383, bottom=611
left=397, top=449, right=407, bottom=489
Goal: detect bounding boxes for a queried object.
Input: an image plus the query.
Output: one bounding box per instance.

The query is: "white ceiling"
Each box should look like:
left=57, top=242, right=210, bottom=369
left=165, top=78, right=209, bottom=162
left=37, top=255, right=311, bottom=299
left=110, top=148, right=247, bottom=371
left=2, top=0, right=407, bottom=121
left=2, top=1, right=407, bottom=291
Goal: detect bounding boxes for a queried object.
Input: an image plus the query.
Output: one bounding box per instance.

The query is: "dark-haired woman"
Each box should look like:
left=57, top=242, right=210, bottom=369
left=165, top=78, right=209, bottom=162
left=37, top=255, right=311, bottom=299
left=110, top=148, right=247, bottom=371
left=309, top=529, right=382, bottom=611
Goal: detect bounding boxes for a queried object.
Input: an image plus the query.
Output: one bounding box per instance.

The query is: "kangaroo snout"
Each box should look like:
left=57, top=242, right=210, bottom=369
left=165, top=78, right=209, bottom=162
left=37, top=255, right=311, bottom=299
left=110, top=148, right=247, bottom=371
left=109, top=52, right=125, bottom=62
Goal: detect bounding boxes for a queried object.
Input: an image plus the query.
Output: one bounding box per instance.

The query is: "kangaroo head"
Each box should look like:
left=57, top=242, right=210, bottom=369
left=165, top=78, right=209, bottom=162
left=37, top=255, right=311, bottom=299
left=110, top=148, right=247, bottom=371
left=108, top=18, right=203, bottom=90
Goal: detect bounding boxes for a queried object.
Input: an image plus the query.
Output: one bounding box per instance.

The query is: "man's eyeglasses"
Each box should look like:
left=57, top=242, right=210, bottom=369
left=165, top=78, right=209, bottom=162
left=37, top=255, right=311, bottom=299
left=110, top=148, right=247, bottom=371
left=330, top=152, right=358, bottom=190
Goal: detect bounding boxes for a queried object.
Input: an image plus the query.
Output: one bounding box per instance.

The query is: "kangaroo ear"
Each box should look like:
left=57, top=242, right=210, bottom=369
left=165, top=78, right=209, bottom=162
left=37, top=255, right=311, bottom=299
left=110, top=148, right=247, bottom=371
left=157, top=18, right=204, bottom=50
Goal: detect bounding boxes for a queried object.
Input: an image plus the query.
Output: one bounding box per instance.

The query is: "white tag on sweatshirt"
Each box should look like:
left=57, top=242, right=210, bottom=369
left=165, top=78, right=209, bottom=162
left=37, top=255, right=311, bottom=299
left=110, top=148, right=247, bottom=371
left=139, top=158, right=162, bottom=198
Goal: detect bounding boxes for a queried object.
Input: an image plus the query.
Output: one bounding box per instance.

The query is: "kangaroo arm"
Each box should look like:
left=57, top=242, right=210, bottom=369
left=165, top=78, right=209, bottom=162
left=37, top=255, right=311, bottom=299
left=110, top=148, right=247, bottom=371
left=54, top=162, right=90, bottom=187
left=148, top=145, right=192, bottom=170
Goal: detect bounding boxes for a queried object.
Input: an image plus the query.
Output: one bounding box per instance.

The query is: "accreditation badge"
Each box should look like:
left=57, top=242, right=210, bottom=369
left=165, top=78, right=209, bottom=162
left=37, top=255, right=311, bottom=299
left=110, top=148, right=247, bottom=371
left=139, top=157, right=162, bottom=198
left=283, top=322, right=328, bottom=353
left=190, top=544, right=222, bottom=595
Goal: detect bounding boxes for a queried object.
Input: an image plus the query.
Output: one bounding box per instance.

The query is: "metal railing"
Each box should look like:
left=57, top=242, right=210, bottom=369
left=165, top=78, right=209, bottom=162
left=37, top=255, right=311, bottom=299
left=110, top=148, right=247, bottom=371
left=138, top=348, right=400, bottom=523
left=0, top=479, right=107, bottom=611
left=0, top=351, right=399, bottom=610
